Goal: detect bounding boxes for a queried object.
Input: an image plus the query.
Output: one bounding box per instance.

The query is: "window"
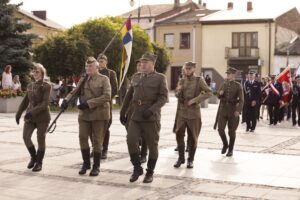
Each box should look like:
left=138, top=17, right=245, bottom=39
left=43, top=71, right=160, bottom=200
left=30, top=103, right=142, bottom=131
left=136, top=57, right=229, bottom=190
left=180, top=33, right=190, bottom=49
left=164, top=33, right=174, bottom=49
left=232, top=32, right=258, bottom=57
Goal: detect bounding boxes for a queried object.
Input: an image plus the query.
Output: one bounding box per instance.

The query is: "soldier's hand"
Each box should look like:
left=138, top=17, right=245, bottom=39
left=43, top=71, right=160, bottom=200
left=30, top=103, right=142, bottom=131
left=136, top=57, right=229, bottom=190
left=120, top=115, right=127, bottom=125
left=61, top=99, right=68, bottom=110
left=251, top=100, right=256, bottom=107
left=234, top=111, right=240, bottom=117
left=142, top=109, right=153, bottom=119
left=187, top=99, right=195, bottom=106
left=78, top=102, right=89, bottom=110
left=219, top=90, right=224, bottom=95
left=24, top=112, right=32, bottom=120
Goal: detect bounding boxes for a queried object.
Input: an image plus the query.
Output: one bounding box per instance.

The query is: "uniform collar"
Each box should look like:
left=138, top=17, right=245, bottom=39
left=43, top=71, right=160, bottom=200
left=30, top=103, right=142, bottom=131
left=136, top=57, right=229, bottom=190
left=187, top=74, right=196, bottom=80
left=88, top=72, right=99, bottom=81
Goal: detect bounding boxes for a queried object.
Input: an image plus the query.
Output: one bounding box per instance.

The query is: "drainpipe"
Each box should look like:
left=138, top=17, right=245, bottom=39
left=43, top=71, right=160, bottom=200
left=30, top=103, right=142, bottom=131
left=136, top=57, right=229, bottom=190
left=193, top=25, right=196, bottom=62
left=268, top=21, right=272, bottom=75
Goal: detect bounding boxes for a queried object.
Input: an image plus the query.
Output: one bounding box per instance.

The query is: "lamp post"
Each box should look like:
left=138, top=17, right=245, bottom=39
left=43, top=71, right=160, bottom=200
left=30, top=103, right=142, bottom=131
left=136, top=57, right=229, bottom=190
left=129, top=0, right=152, bottom=23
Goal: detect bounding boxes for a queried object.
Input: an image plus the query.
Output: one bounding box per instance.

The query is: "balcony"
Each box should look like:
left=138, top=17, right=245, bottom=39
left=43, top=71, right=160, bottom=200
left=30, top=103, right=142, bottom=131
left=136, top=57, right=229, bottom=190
left=225, top=47, right=259, bottom=59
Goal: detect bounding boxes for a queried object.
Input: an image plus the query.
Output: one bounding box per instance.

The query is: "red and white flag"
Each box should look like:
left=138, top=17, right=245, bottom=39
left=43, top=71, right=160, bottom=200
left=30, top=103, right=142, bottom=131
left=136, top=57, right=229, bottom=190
left=276, top=66, right=291, bottom=104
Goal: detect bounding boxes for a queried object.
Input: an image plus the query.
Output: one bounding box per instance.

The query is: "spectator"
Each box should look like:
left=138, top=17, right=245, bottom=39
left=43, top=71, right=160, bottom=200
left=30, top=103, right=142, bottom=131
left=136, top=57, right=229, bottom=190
left=50, top=79, right=61, bottom=106
left=2, top=65, right=13, bottom=89
left=12, top=75, right=22, bottom=91
left=205, top=74, right=211, bottom=86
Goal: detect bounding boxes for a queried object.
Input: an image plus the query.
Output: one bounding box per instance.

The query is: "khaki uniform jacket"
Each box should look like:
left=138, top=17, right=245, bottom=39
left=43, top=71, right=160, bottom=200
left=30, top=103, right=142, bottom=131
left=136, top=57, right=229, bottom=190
left=16, top=80, right=51, bottom=123
left=218, top=80, right=244, bottom=117
left=65, top=73, right=111, bottom=121
left=120, top=71, right=169, bottom=121
left=99, top=68, right=118, bottom=98
left=175, top=75, right=212, bottom=119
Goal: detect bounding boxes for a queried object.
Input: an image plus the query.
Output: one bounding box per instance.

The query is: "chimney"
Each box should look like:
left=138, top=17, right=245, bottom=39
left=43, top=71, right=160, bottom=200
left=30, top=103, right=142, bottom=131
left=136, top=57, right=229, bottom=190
left=174, top=0, right=180, bottom=8
left=227, top=2, right=233, bottom=10
left=32, top=10, right=46, bottom=20
left=198, top=0, right=202, bottom=5
left=247, top=1, right=253, bottom=11
left=203, top=3, right=206, bottom=8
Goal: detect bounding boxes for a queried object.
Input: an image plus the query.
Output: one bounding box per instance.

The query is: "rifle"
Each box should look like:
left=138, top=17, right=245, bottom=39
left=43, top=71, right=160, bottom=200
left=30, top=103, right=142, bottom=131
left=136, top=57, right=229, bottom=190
left=213, top=102, right=220, bottom=130
left=47, top=75, right=87, bottom=133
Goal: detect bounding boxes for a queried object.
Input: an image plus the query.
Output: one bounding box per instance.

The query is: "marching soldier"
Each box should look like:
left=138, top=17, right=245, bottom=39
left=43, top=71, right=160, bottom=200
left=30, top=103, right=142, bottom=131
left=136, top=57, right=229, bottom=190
left=16, top=63, right=51, bottom=172
left=62, top=57, right=111, bottom=176
left=292, top=75, right=300, bottom=126
left=173, top=62, right=212, bottom=168
left=244, top=71, right=261, bottom=132
left=120, top=53, right=168, bottom=183
left=97, top=54, right=118, bottom=159
left=217, top=67, right=244, bottom=157
left=266, top=75, right=283, bottom=126
left=121, top=59, right=148, bottom=163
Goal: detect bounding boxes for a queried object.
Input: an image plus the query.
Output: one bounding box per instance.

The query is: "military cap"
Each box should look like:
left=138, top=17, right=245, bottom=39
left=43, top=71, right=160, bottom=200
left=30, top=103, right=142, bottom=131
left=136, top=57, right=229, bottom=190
left=225, top=67, right=237, bottom=74
left=248, top=70, right=256, bottom=74
left=86, top=56, right=97, bottom=64
left=140, top=53, right=157, bottom=63
left=184, top=61, right=197, bottom=68
left=295, top=75, right=300, bottom=79
left=97, top=53, right=108, bottom=61
left=135, top=59, right=141, bottom=64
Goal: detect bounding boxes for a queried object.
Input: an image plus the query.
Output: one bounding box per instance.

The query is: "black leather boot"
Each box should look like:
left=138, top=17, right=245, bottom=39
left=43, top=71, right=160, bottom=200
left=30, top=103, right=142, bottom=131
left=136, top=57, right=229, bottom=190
left=79, top=149, right=91, bottom=175
left=27, top=146, right=36, bottom=169
left=32, top=150, right=44, bottom=172
left=173, top=145, right=185, bottom=168
left=226, top=137, right=236, bottom=157
left=129, top=154, right=143, bottom=182
left=90, top=152, right=100, bottom=176
left=220, top=134, right=229, bottom=154
left=143, top=159, right=157, bottom=183
left=187, top=148, right=196, bottom=169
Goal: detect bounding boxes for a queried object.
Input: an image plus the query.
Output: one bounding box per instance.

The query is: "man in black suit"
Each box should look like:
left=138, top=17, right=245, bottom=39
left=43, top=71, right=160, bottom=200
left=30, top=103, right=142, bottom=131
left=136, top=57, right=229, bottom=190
left=244, top=71, right=261, bottom=132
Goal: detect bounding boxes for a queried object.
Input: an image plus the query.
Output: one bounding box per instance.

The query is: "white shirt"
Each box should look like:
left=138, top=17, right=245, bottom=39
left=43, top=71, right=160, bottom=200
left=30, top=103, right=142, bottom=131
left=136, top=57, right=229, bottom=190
left=2, top=72, right=13, bottom=89
left=12, top=81, right=21, bottom=91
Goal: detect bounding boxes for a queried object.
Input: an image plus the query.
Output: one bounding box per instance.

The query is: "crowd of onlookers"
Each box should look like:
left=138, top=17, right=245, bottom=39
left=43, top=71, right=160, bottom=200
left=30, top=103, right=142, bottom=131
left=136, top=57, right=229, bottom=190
left=0, top=64, right=80, bottom=107
left=0, top=65, right=22, bottom=91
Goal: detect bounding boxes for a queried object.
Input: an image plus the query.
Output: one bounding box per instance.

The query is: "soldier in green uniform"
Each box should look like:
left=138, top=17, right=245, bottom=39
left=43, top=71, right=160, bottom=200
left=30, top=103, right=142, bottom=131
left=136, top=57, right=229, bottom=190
left=174, top=62, right=212, bottom=168
left=120, top=53, right=168, bottom=183
left=62, top=57, right=111, bottom=176
left=16, top=63, right=52, bottom=172
left=217, top=67, right=244, bottom=157
left=97, top=54, right=118, bottom=159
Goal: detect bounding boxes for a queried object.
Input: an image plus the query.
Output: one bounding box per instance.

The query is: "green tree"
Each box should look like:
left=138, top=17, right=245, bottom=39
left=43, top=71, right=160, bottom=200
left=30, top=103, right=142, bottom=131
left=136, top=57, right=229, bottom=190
left=69, top=17, right=153, bottom=78
left=34, top=32, right=92, bottom=79
left=0, top=0, right=36, bottom=76
left=152, top=42, right=171, bottom=74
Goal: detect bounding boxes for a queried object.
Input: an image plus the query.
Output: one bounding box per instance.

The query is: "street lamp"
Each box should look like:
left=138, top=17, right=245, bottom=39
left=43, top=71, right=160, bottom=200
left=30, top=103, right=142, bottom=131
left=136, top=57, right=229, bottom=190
left=129, top=0, right=152, bottom=23
left=129, top=0, right=135, bottom=7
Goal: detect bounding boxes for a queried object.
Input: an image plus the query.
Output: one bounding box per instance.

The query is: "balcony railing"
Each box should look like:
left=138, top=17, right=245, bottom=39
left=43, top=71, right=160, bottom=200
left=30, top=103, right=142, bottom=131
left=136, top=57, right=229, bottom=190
left=225, top=47, right=259, bottom=59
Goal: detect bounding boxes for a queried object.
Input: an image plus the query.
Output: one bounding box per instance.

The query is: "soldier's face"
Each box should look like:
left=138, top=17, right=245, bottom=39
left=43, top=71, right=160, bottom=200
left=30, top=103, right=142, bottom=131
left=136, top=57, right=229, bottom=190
left=184, top=67, right=195, bottom=77
left=85, top=63, right=98, bottom=75
left=249, top=74, right=255, bottom=80
left=98, top=59, right=107, bottom=70
left=32, top=69, right=43, bottom=81
left=226, top=73, right=235, bottom=80
left=140, top=60, right=154, bottom=73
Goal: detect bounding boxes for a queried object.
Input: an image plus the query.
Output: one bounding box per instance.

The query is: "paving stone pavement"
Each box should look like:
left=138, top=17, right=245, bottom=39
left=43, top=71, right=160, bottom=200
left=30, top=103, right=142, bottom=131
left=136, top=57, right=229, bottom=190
left=0, top=95, right=300, bottom=200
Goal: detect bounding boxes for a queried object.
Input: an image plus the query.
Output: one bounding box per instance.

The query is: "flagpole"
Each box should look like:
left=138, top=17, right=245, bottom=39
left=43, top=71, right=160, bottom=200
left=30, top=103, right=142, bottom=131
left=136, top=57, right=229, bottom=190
left=100, top=15, right=132, bottom=56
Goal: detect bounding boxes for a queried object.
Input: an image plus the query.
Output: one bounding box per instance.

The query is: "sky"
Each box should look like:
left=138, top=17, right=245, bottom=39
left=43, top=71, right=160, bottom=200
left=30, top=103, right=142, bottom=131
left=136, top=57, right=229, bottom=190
left=10, top=0, right=300, bottom=28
